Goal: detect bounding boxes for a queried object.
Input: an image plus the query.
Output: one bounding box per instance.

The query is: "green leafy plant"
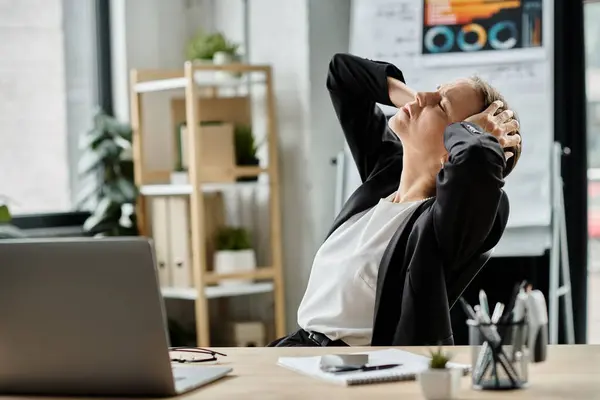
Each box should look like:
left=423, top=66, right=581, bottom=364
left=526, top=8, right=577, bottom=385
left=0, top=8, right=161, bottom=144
left=77, top=109, right=138, bottom=237
left=234, top=124, right=259, bottom=166
left=216, top=227, right=252, bottom=251
left=0, top=203, right=10, bottom=224
left=429, top=345, right=452, bottom=369
left=186, top=31, right=239, bottom=61
left=0, top=199, right=25, bottom=239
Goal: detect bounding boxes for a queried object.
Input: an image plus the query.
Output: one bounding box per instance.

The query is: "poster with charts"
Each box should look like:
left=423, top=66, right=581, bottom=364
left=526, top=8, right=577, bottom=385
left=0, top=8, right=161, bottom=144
left=420, top=0, right=546, bottom=67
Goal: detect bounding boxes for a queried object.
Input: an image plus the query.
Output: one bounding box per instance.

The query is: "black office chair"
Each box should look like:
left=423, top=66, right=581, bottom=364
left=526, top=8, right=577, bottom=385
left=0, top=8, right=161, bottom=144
left=268, top=249, right=494, bottom=347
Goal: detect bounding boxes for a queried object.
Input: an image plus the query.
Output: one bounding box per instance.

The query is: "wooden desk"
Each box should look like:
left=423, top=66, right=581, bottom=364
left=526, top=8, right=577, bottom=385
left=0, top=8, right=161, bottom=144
left=188, top=345, right=600, bottom=399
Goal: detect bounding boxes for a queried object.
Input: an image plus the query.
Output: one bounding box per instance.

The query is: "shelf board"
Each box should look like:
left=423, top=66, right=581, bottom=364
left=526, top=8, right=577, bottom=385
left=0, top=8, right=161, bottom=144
left=235, top=166, right=266, bottom=177
left=134, top=73, right=266, bottom=93
left=134, top=77, right=185, bottom=93
left=140, top=181, right=264, bottom=196
left=204, top=268, right=275, bottom=285
left=161, top=282, right=274, bottom=300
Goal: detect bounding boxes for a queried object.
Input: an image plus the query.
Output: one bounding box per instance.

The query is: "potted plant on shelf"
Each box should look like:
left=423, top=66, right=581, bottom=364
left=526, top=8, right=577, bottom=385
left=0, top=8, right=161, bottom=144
left=172, top=122, right=188, bottom=185
left=234, top=124, right=260, bottom=182
left=0, top=199, right=25, bottom=239
left=186, top=30, right=240, bottom=80
left=186, top=31, right=239, bottom=62
left=76, top=109, right=138, bottom=237
left=214, top=226, right=256, bottom=286
left=417, top=346, right=462, bottom=400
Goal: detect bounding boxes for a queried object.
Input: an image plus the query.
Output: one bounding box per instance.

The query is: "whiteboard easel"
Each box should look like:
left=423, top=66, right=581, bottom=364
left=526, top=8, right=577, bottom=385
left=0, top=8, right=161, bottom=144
left=549, top=142, right=575, bottom=344
left=332, top=140, right=575, bottom=344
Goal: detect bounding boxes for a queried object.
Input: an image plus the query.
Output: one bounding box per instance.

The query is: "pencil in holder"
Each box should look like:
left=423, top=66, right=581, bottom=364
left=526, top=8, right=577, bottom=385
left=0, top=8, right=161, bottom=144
left=467, top=319, right=529, bottom=390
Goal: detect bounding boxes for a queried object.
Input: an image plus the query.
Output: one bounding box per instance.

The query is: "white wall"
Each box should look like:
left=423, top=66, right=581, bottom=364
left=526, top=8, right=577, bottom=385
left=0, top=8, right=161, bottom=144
left=244, top=0, right=313, bottom=331
left=306, top=0, right=350, bottom=253
left=212, top=0, right=351, bottom=330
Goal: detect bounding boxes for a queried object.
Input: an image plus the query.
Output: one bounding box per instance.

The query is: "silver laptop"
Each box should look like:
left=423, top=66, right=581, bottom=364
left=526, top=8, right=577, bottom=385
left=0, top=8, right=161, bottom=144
left=0, top=237, right=232, bottom=397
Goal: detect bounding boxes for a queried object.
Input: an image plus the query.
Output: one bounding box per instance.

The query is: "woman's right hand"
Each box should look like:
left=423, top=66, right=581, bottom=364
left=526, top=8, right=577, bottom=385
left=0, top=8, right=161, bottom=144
left=464, top=100, right=521, bottom=160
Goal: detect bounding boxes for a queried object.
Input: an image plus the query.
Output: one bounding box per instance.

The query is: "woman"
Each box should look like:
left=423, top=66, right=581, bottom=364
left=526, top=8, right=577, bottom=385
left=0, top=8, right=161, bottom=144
left=273, top=53, right=522, bottom=347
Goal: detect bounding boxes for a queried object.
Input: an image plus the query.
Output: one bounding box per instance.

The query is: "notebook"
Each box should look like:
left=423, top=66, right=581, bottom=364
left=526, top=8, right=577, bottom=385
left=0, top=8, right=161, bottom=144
left=277, top=349, right=470, bottom=386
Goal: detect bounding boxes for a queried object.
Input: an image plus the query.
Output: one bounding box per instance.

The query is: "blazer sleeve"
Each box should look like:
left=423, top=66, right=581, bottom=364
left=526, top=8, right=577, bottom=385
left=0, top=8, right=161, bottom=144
left=326, top=53, right=405, bottom=182
left=433, top=122, right=509, bottom=265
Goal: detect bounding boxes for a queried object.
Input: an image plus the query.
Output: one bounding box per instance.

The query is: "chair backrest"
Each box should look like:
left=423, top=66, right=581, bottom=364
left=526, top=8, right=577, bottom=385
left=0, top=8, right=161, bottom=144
left=448, top=249, right=494, bottom=309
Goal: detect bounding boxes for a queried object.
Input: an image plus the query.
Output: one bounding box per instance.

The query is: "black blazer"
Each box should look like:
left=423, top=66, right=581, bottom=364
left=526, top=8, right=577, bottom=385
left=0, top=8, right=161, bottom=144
left=326, top=53, right=509, bottom=346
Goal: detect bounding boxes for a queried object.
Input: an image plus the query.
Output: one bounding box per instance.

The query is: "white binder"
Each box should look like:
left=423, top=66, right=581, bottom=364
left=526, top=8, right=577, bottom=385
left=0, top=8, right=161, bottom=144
left=150, top=198, right=172, bottom=287
left=168, top=197, right=193, bottom=288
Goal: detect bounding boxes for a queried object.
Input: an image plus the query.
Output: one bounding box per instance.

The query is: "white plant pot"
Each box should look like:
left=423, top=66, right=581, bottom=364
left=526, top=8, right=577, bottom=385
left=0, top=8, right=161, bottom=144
left=213, top=51, right=234, bottom=65
left=193, top=59, right=215, bottom=83
left=212, top=51, right=238, bottom=81
left=417, top=367, right=462, bottom=400
left=170, top=171, right=188, bottom=185
left=214, top=249, right=256, bottom=286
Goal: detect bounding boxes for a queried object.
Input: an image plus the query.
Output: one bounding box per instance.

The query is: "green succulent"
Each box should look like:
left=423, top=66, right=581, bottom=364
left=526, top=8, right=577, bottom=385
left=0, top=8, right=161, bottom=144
left=429, top=345, right=452, bottom=369
left=234, top=124, right=258, bottom=165
left=216, top=227, right=252, bottom=251
left=0, top=204, right=10, bottom=224
left=186, top=31, right=239, bottom=61
left=0, top=202, right=25, bottom=239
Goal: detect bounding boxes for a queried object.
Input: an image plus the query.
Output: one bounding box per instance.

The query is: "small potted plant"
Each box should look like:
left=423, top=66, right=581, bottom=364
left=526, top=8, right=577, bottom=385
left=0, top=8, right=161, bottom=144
left=234, top=124, right=260, bottom=182
left=0, top=200, right=25, bottom=239
left=417, top=346, right=462, bottom=400
left=172, top=122, right=188, bottom=185
left=214, top=226, right=256, bottom=286
left=186, top=31, right=240, bottom=80
left=186, top=31, right=239, bottom=62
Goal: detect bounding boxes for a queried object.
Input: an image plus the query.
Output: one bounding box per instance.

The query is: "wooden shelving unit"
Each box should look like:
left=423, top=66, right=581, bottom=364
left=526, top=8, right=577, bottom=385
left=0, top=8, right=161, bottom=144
left=129, top=62, right=285, bottom=347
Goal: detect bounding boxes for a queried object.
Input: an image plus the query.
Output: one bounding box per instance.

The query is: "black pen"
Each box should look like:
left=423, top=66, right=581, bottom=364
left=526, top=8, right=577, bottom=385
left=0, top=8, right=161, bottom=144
left=327, top=363, right=401, bottom=373
left=499, top=280, right=527, bottom=325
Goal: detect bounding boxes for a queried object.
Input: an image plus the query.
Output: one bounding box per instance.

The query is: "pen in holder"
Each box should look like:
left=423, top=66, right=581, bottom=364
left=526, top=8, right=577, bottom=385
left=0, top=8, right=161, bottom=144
left=467, top=319, right=529, bottom=390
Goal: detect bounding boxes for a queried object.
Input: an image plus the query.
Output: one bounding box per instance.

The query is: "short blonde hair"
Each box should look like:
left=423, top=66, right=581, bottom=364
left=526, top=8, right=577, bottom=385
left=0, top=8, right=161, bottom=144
left=470, top=76, right=522, bottom=178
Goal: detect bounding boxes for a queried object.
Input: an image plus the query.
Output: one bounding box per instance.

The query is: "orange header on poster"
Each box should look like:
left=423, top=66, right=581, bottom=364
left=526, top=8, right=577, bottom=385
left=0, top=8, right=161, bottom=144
left=425, top=0, right=521, bottom=25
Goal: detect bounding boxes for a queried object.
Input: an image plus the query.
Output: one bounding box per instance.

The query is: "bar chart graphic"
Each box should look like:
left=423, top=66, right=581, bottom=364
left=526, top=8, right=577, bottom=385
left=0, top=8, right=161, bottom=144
left=422, top=0, right=543, bottom=56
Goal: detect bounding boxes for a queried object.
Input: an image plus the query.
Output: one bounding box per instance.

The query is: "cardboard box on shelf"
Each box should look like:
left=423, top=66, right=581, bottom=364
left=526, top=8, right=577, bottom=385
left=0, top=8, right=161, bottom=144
left=176, top=122, right=236, bottom=183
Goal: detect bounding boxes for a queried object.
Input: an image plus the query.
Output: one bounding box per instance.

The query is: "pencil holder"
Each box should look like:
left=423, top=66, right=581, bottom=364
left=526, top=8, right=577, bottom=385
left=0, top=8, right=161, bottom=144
left=467, top=319, right=529, bottom=390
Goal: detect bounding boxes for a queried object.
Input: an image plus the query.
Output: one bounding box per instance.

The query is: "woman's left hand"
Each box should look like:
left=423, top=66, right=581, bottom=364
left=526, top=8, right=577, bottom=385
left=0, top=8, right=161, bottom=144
left=464, top=100, right=521, bottom=160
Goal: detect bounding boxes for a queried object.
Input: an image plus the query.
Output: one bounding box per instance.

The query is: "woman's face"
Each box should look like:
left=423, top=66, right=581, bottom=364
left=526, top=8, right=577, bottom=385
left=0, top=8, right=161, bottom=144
left=388, top=79, right=484, bottom=159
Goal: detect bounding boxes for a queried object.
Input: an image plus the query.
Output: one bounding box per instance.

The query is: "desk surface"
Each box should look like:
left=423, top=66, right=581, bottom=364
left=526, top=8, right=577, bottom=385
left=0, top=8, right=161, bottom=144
left=186, top=345, right=600, bottom=399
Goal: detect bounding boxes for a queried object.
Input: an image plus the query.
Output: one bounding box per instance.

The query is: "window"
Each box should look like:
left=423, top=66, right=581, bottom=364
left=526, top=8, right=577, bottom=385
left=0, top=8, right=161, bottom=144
left=0, top=0, right=100, bottom=214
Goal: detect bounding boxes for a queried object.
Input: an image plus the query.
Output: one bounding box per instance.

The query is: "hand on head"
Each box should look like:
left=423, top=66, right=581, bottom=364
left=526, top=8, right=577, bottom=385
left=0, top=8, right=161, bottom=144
left=464, top=100, right=521, bottom=160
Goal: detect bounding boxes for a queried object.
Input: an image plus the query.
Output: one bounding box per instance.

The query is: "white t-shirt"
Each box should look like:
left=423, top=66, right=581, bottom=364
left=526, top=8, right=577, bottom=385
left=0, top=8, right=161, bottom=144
left=297, top=194, right=427, bottom=346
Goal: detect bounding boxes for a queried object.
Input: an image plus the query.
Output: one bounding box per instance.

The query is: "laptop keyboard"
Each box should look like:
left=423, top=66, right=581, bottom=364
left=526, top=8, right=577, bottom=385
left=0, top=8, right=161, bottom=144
left=172, top=365, right=189, bottom=381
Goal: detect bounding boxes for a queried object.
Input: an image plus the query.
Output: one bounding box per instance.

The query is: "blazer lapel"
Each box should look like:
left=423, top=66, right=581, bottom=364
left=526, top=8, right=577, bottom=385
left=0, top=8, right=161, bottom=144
left=327, top=149, right=403, bottom=238
left=371, top=198, right=435, bottom=345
